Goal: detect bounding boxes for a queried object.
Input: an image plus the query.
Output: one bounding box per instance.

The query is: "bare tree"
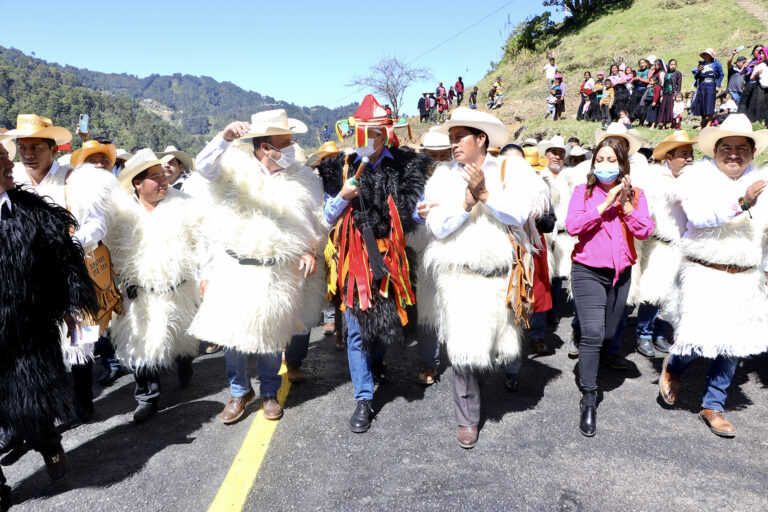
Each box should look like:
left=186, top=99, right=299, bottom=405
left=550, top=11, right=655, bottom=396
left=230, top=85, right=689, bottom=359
left=347, top=57, right=431, bottom=117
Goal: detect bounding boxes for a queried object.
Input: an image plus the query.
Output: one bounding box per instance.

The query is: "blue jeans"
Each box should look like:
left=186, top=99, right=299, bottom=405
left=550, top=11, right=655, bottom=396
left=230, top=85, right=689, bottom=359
left=529, top=311, right=546, bottom=339
left=667, top=353, right=739, bottom=412
left=730, top=90, right=741, bottom=103
left=636, top=302, right=672, bottom=342
left=224, top=349, right=282, bottom=398
left=285, top=329, right=311, bottom=366
left=346, top=309, right=385, bottom=401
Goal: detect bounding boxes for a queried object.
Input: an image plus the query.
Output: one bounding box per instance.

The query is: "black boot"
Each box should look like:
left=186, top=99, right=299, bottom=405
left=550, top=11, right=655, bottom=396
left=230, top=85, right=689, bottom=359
left=349, top=399, right=373, bottom=433
left=579, top=391, right=597, bottom=437
left=133, top=402, right=158, bottom=424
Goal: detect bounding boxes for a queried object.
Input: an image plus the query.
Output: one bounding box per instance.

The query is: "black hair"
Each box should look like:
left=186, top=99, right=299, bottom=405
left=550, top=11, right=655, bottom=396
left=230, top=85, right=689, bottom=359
left=93, top=136, right=113, bottom=145
left=500, top=143, right=523, bottom=156
left=466, top=127, right=490, bottom=150
left=251, top=136, right=273, bottom=151
left=132, top=169, right=148, bottom=190
left=130, top=145, right=144, bottom=154
left=714, top=137, right=756, bottom=152
left=568, top=137, right=580, bottom=144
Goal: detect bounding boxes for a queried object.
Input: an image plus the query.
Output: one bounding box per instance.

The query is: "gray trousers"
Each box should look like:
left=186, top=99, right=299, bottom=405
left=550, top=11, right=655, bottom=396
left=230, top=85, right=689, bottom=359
left=452, top=367, right=483, bottom=427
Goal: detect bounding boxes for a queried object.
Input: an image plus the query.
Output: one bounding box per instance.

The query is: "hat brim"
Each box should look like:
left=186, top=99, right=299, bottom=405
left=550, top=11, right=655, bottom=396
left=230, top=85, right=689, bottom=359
left=5, top=126, right=72, bottom=146
left=697, top=127, right=768, bottom=158
left=118, top=155, right=174, bottom=193
left=595, top=130, right=642, bottom=156
left=651, top=141, right=695, bottom=161
left=433, top=119, right=508, bottom=148
left=0, top=136, right=16, bottom=161
left=157, top=150, right=194, bottom=170
left=565, top=151, right=592, bottom=166
left=238, top=119, right=308, bottom=140
left=538, top=142, right=567, bottom=157
left=71, top=144, right=117, bottom=169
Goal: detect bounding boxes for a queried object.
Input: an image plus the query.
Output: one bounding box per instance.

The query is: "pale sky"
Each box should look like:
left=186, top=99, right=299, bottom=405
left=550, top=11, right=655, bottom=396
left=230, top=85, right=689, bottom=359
left=1, top=0, right=560, bottom=115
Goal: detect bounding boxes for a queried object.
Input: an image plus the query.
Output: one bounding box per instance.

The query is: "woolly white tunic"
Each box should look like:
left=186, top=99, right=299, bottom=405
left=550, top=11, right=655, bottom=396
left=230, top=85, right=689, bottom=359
left=666, top=159, right=768, bottom=358
left=421, top=155, right=548, bottom=369
left=185, top=139, right=325, bottom=354
left=104, top=188, right=203, bottom=369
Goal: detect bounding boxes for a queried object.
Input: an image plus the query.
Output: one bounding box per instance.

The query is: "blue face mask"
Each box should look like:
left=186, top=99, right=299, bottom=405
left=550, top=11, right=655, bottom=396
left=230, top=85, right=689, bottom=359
left=593, top=162, right=620, bottom=184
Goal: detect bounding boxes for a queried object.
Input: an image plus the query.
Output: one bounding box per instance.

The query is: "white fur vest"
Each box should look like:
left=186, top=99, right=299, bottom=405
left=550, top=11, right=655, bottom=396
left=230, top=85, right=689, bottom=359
left=186, top=143, right=325, bottom=354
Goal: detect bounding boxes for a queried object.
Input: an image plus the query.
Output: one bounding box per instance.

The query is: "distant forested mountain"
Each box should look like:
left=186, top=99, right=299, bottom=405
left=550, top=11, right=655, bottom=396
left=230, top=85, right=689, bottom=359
left=0, top=46, right=356, bottom=153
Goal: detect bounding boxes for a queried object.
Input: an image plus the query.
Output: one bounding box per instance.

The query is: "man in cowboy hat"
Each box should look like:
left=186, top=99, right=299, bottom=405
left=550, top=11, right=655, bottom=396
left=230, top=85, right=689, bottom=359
left=158, top=145, right=194, bottom=190
left=659, top=114, right=768, bottom=437
left=420, top=127, right=452, bottom=163
left=114, top=149, right=133, bottom=176
left=630, top=131, right=695, bottom=358
left=0, top=135, right=98, bottom=501
left=317, top=94, right=429, bottom=433
left=70, top=137, right=117, bottom=170
left=565, top=145, right=590, bottom=167
left=186, top=109, right=325, bottom=425
left=424, top=107, right=549, bottom=448
left=9, top=114, right=118, bottom=422
left=100, top=149, right=203, bottom=423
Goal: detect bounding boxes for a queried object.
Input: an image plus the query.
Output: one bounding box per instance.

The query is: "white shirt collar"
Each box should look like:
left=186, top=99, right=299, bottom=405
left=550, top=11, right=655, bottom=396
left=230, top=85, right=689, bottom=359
left=0, top=191, right=11, bottom=213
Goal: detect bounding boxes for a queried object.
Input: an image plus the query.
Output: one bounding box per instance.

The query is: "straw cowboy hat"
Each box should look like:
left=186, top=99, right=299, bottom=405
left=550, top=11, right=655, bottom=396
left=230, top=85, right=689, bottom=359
left=699, top=48, right=717, bottom=60
left=0, top=135, right=16, bottom=161
left=565, top=145, right=592, bottom=166
left=523, top=146, right=546, bottom=171
left=5, top=114, right=72, bottom=146
left=118, top=148, right=174, bottom=193
left=157, top=145, right=194, bottom=170
left=238, top=109, right=308, bottom=140
left=115, top=148, right=133, bottom=162
left=697, top=113, right=768, bottom=158
left=652, top=130, right=696, bottom=161
left=70, top=139, right=117, bottom=168
left=538, top=135, right=568, bottom=157
left=420, top=127, right=451, bottom=150
left=433, top=107, right=509, bottom=148
left=595, top=123, right=642, bottom=155
left=305, top=140, right=340, bottom=168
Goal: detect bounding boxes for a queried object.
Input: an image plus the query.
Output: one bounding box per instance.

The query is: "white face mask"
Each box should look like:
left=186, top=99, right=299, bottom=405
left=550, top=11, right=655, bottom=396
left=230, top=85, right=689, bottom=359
left=356, top=139, right=376, bottom=158
left=267, top=143, right=297, bottom=170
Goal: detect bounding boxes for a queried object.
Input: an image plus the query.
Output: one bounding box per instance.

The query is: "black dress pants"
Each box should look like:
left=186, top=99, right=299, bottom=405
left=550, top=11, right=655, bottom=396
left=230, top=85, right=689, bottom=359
left=134, top=356, right=194, bottom=404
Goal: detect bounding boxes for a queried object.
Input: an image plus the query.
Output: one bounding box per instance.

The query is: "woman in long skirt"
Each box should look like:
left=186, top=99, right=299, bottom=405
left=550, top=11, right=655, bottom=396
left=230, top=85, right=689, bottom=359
left=609, top=65, right=631, bottom=120
left=658, top=59, right=683, bottom=129
left=691, top=48, right=724, bottom=128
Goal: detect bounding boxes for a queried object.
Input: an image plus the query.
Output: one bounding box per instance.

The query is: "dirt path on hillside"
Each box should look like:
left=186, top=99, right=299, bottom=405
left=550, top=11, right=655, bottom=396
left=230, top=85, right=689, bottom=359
left=736, top=0, right=768, bottom=35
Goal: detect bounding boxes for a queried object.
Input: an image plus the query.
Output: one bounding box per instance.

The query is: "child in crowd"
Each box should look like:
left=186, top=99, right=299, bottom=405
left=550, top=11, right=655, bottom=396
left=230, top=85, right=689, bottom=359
left=673, top=92, right=685, bottom=129
left=600, top=79, right=614, bottom=128
left=643, top=75, right=662, bottom=129
left=713, top=93, right=738, bottom=126
left=619, top=110, right=632, bottom=128
left=545, top=89, right=558, bottom=119
left=685, top=91, right=695, bottom=115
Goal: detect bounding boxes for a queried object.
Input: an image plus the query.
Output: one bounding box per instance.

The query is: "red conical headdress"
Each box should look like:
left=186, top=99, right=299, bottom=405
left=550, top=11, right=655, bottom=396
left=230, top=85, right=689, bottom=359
left=352, top=94, right=399, bottom=148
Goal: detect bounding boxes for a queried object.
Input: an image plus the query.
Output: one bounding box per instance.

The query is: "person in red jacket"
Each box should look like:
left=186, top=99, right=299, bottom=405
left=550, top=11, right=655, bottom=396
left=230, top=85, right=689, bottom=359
left=455, top=76, right=465, bottom=106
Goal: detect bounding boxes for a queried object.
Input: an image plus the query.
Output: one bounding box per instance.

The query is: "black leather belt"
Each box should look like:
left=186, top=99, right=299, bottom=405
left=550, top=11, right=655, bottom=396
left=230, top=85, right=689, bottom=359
left=462, top=266, right=509, bottom=278
left=226, top=249, right=276, bottom=266
left=126, top=280, right=188, bottom=299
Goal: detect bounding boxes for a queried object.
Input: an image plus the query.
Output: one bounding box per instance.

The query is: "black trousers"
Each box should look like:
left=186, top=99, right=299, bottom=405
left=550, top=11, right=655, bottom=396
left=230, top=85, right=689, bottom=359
left=71, top=360, right=94, bottom=413
left=134, top=356, right=194, bottom=404
left=571, top=262, right=632, bottom=399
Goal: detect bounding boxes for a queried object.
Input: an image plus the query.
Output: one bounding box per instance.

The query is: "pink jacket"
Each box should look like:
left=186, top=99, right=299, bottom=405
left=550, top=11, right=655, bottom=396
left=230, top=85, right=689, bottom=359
left=566, top=183, right=655, bottom=284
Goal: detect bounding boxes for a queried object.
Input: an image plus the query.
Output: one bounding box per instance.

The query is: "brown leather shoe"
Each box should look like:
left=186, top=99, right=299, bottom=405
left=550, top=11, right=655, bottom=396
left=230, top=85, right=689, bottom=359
left=42, top=445, right=68, bottom=481
left=699, top=409, right=736, bottom=437
left=322, top=321, right=335, bottom=336
left=659, top=354, right=680, bottom=406
left=286, top=364, right=304, bottom=384
left=456, top=426, right=478, bottom=449
left=221, top=388, right=256, bottom=424
left=417, top=367, right=436, bottom=385
left=262, top=396, right=283, bottom=420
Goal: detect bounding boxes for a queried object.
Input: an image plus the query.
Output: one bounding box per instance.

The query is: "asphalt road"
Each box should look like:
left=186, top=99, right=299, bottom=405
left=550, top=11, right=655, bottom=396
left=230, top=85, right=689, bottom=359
left=4, top=306, right=768, bottom=511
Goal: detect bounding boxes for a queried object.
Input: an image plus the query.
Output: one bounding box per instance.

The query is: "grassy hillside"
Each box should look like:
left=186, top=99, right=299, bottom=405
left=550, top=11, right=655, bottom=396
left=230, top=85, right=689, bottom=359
left=464, top=0, right=768, bottom=164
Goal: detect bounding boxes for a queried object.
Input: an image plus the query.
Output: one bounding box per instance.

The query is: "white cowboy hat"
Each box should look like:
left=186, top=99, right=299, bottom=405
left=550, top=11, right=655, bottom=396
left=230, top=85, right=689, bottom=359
left=238, top=109, right=308, bottom=139
left=521, top=138, right=538, bottom=147
left=595, top=123, right=642, bottom=155
left=0, top=135, right=16, bottom=161
left=433, top=107, right=508, bottom=148
left=157, top=145, right=194, bottom=170
left=115, top=148, right=133, bottom=161
left=5, top=114, right=72, bottom=146
left=420, top=127, right=451, bottom=150
left=118, top=148, right=174, bottom=193
left=565, top=145, right=592, bottom=166
left=538, top=135, right=567, bottom=157
left=697, top=113, right=768, bottom=158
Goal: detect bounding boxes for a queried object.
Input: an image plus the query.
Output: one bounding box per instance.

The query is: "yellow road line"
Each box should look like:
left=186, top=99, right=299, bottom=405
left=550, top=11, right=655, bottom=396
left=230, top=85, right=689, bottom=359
left=207, top=364, right=291, bottom=512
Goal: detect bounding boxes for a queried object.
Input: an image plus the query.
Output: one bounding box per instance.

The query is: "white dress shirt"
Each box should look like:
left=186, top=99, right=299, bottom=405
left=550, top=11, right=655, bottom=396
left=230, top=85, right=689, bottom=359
left=13, top=161, right=107, bottom=249
left=426, top=154, right=531, bottom=239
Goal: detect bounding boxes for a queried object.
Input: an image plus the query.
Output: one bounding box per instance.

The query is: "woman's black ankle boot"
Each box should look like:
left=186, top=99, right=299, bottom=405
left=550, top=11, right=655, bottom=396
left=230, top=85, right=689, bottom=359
left=580, top=390, right=597, bottom=437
